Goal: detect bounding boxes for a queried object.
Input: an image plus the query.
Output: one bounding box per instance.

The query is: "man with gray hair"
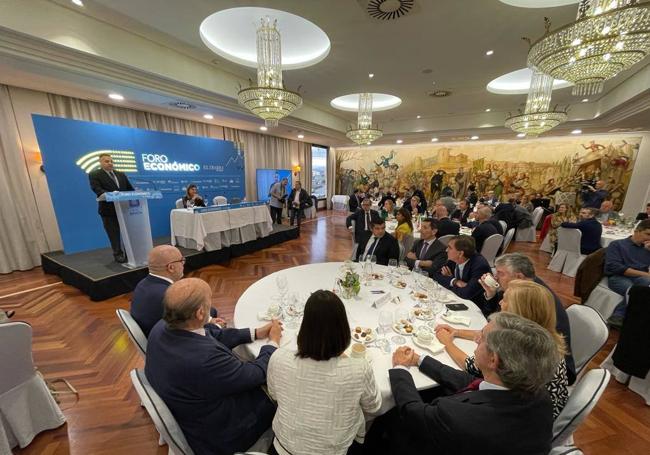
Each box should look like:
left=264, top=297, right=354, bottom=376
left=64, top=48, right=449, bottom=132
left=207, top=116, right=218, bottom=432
left=471, top=206, right=501, bottom=253
left=367, top=312, right=559, bottom=454
left=146, top=278, right=282, bottom=455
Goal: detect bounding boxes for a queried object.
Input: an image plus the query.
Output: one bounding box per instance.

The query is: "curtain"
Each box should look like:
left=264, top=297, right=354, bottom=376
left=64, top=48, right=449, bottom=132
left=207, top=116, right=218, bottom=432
left=0, top=86, right=49, bottom=272
left=327, top=147, right=337, bottom=209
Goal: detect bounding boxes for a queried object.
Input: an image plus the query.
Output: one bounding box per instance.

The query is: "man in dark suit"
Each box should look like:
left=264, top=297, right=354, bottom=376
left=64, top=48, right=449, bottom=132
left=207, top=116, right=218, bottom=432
left=349, top=188, right=361, bottom=213
left=356, top=219, right=400, bottom=266
left=287, top=180, right=311, bottom=227
left=346, top=198, right=381, bottom=246
left=130, top=245, right=219, bottom=337
left=561, top=207, right=603, bottom=255
left=433, top=203, right=460, bottom=238
left=146, top=278, right=282, bottom=455
left=434, top=235, right=491, bottom=304
left=472, top=206, right=500, bottom=253
left=367, top=311, right=557, bottom=455
left=89, top=153, right=134, bottom=263
left=405, top=218, right=447, bottom=277
left=451, top=199, right=472, bottom=226
left=410, top=185, right=427, bottom=214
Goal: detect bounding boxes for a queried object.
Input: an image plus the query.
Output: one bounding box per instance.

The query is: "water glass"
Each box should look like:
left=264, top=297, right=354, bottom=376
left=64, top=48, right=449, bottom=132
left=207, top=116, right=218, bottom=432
left=276, top=274, right=288, bottom=300
left=378, top=310, right=393, bottom=338
left=388, top=259, right=398, bottom=275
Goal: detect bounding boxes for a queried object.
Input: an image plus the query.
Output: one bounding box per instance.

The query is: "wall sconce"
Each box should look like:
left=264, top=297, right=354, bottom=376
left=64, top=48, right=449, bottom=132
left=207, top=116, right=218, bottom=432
left=292, top=165, right=301, bottom=176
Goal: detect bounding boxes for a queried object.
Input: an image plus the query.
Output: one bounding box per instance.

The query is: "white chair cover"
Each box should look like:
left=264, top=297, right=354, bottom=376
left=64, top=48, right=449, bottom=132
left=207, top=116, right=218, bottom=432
left=175, top=198, right=184, bottom=209
left=499, top=220, right=507, bottom=233
left=213, top=196, right=228, bottom=206
left=552, top=369, right=610, bottom=448
left=437, top=234, right=454, bottom=247
left=501, top=228, right=516, bottom=253
left=400, top=233, right=415, bottom=262
left=515, top=226, right=536, bottom=242
left=601, top=346, right=650, bottom=406
left=116, top=309, right=148, bottom=359
left=531, top=206, right=544, bottom=228
left=566, top=305, right=609, bottom=376
left=549, top=447, right=584, bottom=455
left=548, top=228, right=586, bottom=277
left=583, top=277, right=623, bottom=321
left=331, top=195, right=350, bottom=211
left=480, top=234, right=503, bottom=267
left=0, top=322, right=65, bottom=452
left=540, top=232, right=553, bottom=253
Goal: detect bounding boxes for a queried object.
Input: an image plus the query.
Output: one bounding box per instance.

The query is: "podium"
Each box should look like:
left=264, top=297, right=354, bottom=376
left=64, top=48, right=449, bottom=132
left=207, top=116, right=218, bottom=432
left=103, top=191, right=163, bottom=268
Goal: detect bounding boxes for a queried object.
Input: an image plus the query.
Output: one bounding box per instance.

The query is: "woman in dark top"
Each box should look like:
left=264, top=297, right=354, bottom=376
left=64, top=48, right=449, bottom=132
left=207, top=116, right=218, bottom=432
left=182, top=184, right=206, bottom=208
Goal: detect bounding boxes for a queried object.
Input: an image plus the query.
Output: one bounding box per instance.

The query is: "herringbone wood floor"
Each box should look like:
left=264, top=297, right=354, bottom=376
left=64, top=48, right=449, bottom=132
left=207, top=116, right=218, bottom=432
left=1, top=211, right=649, bottom=454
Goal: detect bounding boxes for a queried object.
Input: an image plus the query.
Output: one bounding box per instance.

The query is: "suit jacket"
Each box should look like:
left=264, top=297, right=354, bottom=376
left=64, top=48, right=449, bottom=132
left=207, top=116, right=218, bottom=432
left=413, top=189, right=428, bottom=213
left=181, top=195, right=206, bottom=208
left=486, top=217, right=504, bottom=235
left=346, top=208, right=382, bottom=244
left=288, top=188, right=311, bottom=210
left=145, top=321, right=276, bottom=455
left=435, top=217, right=460, bottom=238
left=405, top=238, right=447, bottom=277
left=613, top=286, right=650, bottom=377
left=560, top=218, right=603, bottom=255
left=349, top=193, right=360, bottom=212
left=89, top=168, right=134, bottom=217
left=356, top=234, right=400, bottom=266
left=451, top=207, right=472, bottom=226
left=434, top=254, right=492, bottom=303
left=388, top=356, right=553, bottom=455
left=472, top=221, right=499, bottom=253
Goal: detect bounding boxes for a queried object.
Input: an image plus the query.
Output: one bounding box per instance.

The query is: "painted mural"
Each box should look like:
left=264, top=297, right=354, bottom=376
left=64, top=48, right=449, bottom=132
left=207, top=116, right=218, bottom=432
left=335, top=136, right=641, bottom=210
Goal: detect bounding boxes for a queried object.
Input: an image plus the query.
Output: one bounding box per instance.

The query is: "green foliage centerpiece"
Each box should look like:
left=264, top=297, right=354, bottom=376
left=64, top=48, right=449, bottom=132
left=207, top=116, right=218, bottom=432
left=339, top=269, right=361, bottom=299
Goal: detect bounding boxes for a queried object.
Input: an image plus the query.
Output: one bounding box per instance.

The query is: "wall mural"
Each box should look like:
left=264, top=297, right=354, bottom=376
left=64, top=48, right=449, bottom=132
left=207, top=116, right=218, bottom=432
left=335, top=136, right=641, bottom=210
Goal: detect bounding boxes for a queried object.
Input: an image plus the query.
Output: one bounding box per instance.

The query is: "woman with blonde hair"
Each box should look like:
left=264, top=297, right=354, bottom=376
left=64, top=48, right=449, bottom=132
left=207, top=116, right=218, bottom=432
left=435, top=279, right=568, bottom=418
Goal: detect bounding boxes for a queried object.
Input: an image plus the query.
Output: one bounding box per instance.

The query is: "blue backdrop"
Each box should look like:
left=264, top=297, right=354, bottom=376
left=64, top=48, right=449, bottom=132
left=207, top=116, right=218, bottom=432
left=33, top=115, right=245, bottom=254
left=256, top=169, right=292, bottom=203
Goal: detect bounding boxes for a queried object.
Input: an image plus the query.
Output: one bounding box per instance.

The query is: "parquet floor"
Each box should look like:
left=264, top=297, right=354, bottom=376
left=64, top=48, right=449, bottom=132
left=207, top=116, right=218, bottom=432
left=1, top=211, right=649, bottom=454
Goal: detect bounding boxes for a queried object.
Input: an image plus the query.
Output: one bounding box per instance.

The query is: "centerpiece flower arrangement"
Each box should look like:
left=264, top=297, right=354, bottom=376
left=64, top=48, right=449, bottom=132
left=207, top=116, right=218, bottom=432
left=339, top=270, right=361, bottom=299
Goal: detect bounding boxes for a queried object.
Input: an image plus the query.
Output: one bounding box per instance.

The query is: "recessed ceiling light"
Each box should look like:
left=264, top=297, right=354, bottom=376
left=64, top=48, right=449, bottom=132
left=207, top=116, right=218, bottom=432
left=108, top=93, right=124, bottom=101
left=396, top=139, right=403, bottom=144
left=297, top=134, right=304, bottom=139
left=368, top=73, right=374, bottom=78
left=517, top=133, right=526, bottom=138
left=487, top=67, right=571, bottom=95
left=203, top=114, right=214, bottom=120
left=571, top=129, right=582, bottom=134
left=416, top=115, right=421, bottom=119
left=485, top=50, right=494, bottom=56
left=71, top=0, right=84, bottom=6
left=431, top=138, right=439, bottom=142
left=259, top=126, right=268, bottom=131
left=581, top=98, right=589, bottom=102
left=485, top=108, right=491, bottom=112
left=470, top=135, right=479, bottom=140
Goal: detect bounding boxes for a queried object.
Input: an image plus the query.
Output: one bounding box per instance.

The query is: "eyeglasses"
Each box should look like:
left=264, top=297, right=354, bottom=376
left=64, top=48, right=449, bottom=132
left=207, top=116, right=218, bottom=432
left=166, top=258, right=186, bottom=266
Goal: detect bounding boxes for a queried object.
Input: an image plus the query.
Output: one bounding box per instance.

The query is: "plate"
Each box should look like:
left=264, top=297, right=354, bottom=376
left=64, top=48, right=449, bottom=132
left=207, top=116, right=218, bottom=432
left=412, top=307, right=435, bottom=321
left=352, top=327, right=376, bottom=344
left=344, top=346, right=375, bottom=364
left=369, top=273, right=385, bottom=280
left=412, top=335, right=445, bottom=354
left=391, top=280, right=407, bottom=289
left=436, top=293, right=455, bottom=303
left=393, top=320, right=414, bottom=335
left=285, top=305, right=304, bottom=317
left=410, top=291, right=429, bottom=302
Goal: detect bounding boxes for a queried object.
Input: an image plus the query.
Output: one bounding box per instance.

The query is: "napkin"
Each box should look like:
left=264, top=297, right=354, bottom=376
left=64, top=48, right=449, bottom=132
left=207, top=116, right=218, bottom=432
left=372, top=291, right=392, bottom=309
left=441, top=313, right=472, bottom=326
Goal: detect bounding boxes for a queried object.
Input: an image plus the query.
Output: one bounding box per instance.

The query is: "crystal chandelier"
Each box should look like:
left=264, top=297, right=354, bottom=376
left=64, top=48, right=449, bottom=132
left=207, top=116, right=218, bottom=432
left=505, top=69, right=568, bottom=137
left=238, top=17, right=303, bottom=127
left=527, top=0, right=650, bottom=96
left=346, top=93, right=383, bottom=145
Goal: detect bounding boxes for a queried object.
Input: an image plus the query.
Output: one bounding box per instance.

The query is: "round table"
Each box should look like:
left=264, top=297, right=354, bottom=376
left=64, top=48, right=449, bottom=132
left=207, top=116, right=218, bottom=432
left=234, top=262, right=487, bottom=414
left=601, top=227, right=632, bottom=248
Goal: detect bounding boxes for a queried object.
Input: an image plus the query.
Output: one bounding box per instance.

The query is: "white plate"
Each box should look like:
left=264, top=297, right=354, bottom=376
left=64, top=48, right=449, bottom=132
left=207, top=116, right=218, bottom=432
left=436, top=293, right=455, bottom=303
left=344, top=346, right=374, bottom=364
left=411, top=308, right=435, bottom=321
left=351, top=328, right=376, bottom=344
left=391, top=280, right=407, bottom=289
left=257, top=311, right=280, bottom=321
left=393, top=322, right=415, bottom=336
left=413, top=336, right=446, bottom=354
left=410, top=291, right=429, bottom=302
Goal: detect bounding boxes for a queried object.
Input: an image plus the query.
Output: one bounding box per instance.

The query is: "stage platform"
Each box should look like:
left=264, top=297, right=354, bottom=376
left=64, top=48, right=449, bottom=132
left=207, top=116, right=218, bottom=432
left=41, top=224, right=299, bottom=301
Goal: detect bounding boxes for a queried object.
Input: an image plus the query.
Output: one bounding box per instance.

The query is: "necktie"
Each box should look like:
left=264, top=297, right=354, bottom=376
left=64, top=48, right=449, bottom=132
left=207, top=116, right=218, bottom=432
left=457, top=378, right=483, bottom=393
left=110, top=171, right=119, bottom=189
left=419, top=241, right=429, bottom=259
left=455, top=265, right=461, bottom=280
left=365, top=237, right=379, bottom=261
left=365, top=211, right=371, bottom=231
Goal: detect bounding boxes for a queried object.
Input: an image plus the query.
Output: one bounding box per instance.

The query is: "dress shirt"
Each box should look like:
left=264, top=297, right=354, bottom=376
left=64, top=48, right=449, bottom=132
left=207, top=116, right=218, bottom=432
left=478, top=381, right=508, bottom=391
left=414, top=239, right=433, bottom=269
left=148, top=273, right=174, bottom=285
left=364, top=210, right=371, bottom=230
left=450, top=260, right=467, bottom=286
left=189, top=325, right=279, bottom=348
left=362, top=236, right=380, bottom=261
left=293, top=191, right=300, bottom=205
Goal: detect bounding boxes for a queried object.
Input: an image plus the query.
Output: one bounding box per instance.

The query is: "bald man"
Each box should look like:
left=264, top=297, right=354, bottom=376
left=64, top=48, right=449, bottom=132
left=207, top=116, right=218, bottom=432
left=130, top=245, right=218, bottom=336
left=146, top=278, right=282, bottom=455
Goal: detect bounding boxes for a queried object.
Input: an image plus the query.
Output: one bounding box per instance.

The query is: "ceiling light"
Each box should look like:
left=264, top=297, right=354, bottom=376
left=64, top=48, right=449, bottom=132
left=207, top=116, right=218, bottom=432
left=297, top=134, right=304, bottom=139
left=396, top=139, right=403, bottom=144
left=571, top=129, right=582, bottom=134
left=203, top=114, right=214, bottom=119
left=108, top=93, right=124, bottom=101
left=368, top=73, right=374, bottom=78
left=487, top=67, right=571, bottom=95
left=470, top=135, right=479, bottom=140
left=259, top=126, right=268, bottom=131
left=71, top=0, right=84, bottom=6
left=485, top=50, right=494, bottom=56
left=431, top=138, right=438, bottom=142
left=485, top=108, right=491, bottom=112
left=346, top=93, right=383, bottom=145
left=517, top=133, right=526, bottom=138
left=331, top=93, right=402, bottom=112
left=582, top=98, right=589, bottom=102
left=416, top=115, right=421, bottom=119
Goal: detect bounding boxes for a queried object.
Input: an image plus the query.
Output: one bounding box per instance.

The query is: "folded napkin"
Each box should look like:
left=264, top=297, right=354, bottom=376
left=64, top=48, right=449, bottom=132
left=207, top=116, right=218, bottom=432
left=441, top=313, right=472, bottom=326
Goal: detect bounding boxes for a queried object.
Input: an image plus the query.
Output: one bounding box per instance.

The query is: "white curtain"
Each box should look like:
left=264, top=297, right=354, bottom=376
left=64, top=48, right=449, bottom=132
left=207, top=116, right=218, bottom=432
left=327, top=147, right=338, bottom=209
left=0, top=86, right=49, bottom=272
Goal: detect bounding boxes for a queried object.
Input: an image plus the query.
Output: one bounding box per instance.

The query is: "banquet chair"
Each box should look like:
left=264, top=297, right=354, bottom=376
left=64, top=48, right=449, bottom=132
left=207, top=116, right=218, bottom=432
left=552, top=369, right=610, bottom=448
left=549, top=447, right=584, bottom=455
left=583, top=277, right=623, bottom=320
left=438, top=234, right=454, bottom=247
left=531, top=206, right=545, bottom=229
left=566, top=305, right=609, bottom=377
left=231, top=197, right=241, bottom=204
left=480, top=233, right=503, bottom=267
left=548, top=228, right=585, bottom=277
left=0, top=322, right=66, bottom=453
left=350, top=220, right=358, bottom=260
left=501, top=228, right=516, bottom=253
left=399, top=233, right=414, bottom=262
left=213, top=196, right=228, bottom=206
left=498, top=220, right=507, bottom=233
left=175, top=198, right=184, bottom=209
left=539, top=232, right=553, bottom=254
left=116, top=309, right=148, bottom=359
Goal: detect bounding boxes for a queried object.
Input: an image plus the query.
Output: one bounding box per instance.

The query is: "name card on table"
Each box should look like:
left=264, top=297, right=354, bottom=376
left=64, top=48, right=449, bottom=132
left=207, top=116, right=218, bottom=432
left=372, top=292, right=392, bottom=309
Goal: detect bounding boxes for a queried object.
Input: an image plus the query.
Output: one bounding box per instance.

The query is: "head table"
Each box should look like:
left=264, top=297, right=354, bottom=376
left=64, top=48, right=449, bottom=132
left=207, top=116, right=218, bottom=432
left=233, top=262, right=486, bottom=415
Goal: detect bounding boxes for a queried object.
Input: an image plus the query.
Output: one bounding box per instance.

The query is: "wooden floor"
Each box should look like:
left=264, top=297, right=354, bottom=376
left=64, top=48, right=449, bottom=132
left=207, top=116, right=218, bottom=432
left=2, top=211, right=649, bottom=454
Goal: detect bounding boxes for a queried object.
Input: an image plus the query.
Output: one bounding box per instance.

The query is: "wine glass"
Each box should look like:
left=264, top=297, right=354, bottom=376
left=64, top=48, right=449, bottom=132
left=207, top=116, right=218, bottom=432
left=284, top=292, right=300, bottom=329
left=392, top=309, right=409, bottom=345
left=398, top=261, right=409, bottom=276
left=388, top=259, right=398, bottom=277
left=369, top=255, right=377, bottom=274
left=276, top=275, right=288, bottom=302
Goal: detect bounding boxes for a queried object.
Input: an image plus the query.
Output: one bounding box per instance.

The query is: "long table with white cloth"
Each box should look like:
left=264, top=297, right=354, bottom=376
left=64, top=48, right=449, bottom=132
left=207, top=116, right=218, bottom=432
left=170, top=202, right=273, bottom=251
left=234, top=262, right=486, bottom=415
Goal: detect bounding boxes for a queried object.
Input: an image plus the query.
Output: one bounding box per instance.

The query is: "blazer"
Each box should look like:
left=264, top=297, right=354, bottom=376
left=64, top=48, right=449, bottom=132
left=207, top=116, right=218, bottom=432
left=388, top=356, right=553, bottom=455
left=412, top=189, right=428, bottom=213
left=435, top=217, right=460, bottom=238
left=560, top=218, right=603, bottom=255
left=451, top=207, right=472, bottom=226
left=145, top=321, right=276, bottom=455
left=434, top=254, right=492, bottom=303
left=349, top=193, right=360, bottom=212
left=89, top=168, right=134, bottom=217
left=356, top=233, right=400, bottom=266
left=346, top=209, right=382, bottom=244
left=405, top=238, right=447, bottom=277
left=472, top=221, right=499, bottom=253
left=613, top=286, right=650, bottom=378
left=182, top=195, right=206, bottom=208
left=288, top=188, right=312, bottom=209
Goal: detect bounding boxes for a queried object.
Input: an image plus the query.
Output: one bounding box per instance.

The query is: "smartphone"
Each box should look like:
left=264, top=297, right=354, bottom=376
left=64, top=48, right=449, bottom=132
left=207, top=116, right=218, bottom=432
left=446, top=303, right=469, bottom=311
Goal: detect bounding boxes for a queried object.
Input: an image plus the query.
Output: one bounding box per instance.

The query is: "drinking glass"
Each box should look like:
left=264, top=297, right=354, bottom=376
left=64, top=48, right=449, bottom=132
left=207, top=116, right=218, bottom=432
left=378, top=310, right=393, bottom=340
left=388, top=259, right=398, bottom=277
left=369, top=255, right=377, bottom=274
left=276, top=275, right=288, bottom=302
left=284, top=292, right=300, bottom=329
left=398, top=261, right=409, bottom=276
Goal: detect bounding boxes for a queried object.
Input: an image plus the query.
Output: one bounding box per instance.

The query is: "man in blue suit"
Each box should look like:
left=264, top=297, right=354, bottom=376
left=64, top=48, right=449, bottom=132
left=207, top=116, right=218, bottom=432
left=146, top=278, right=283, bottom=455
left=130, top=245, right=220, bottom=337
left=434, top=235, right=491, bottom=305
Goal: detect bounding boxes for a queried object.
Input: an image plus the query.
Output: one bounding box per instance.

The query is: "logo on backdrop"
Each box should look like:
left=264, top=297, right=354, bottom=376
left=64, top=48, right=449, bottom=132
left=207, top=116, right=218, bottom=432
left=141, top=154, right=200, bottom=172
left=76, top=150, right=138, bottom=174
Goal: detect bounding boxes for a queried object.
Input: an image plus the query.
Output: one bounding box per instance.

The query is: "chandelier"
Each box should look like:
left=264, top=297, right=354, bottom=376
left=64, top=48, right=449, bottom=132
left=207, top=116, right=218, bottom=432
left=238, top=18, right=303, bottom=127
left=346, top=93, right=383, bottom=145
left=505, top=69, right=568, bottom=137
left=527, top=0, right=650, bottom=96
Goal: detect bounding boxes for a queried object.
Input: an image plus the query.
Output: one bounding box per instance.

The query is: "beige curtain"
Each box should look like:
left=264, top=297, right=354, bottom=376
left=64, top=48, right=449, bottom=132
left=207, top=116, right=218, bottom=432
left=327, top=147, right=337, bottom=209
left=0, top=86, right=49, bottom=272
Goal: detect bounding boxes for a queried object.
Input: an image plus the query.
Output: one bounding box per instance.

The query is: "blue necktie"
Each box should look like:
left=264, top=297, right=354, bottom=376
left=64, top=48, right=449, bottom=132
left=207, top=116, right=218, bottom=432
left=365, top=237, right=379, bottom=261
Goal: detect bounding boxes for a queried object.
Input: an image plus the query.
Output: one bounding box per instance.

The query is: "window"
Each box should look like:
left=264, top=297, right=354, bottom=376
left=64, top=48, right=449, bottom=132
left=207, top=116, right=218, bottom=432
left=311, top=145, right=328, bottom=198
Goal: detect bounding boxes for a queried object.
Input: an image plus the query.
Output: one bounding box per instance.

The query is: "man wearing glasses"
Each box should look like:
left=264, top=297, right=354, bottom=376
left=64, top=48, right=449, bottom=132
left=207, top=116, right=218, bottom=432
left=131, top=245, right=221, bottom=337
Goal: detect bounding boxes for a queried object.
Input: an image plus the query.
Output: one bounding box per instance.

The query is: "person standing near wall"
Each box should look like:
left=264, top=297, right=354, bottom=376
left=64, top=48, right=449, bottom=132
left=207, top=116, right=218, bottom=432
left=269, top=177, right=288, bottom=224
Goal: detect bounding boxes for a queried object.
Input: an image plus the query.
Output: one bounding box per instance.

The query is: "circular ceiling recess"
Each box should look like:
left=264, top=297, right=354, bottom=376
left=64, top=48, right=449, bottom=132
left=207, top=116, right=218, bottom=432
left=498, top=0, right=578, bottom=7
left=199, top=7, right=330, bottom=69
left=330, top=94, right=402, bottom=112
left=487, top=68, right=572, bottom=95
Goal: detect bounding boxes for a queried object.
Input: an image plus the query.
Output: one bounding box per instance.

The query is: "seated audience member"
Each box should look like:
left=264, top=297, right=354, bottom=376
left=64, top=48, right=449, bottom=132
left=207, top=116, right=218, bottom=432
left=636, top=202, right=650, bottom=221
left=346, top=198, right=381, bottom=245
left=438, top=196, right=457, bottom=216
left=531, top=193, right=550, bottom=209
left=366, top=312, right=560, bottom=454
left=433, top=203, right=460, bottom=238
left=145, top=278, right=282, bottom=455
left=604, top=219, right=650, bottom=327
left=466, top=184, right=478, bottom=207
left=405, top=218, right=447, bottom=277
left=349, top=189, right=361, bottom=213
left=436, top=280, right=568, bottom=418
left=288, top=180, right=311, bottom=227
left=268, top=290, right=381, bottom=455
left=451, top=199, right=472, bottom=225
left=131, top=245, right=219, bottom=337
left=393, top=207, right=413, bottom=241
left=410, top=185, right=428, bottom=213
left=471, top=206, right=500, bottom=253
left=581, top=179, right=608, bottom=209
left=405, top=195, right=423, bottom=216
left=379, top=188, right=396, bottom=208
left=560, top=207, right=603, bottom=255
left=596, top=200, right=618, bottom=224
left=519, top=194, right=534, bottom=213
left=512, top=203, right=534, bottom=230
left=549, top=203, right=576, bottom=252
left=356, top=219, right=400, bottom=266
left=434, top=235, right=491, bottom=304
left=484, top=190, right=499, bottom=207
left=380, top=198, right=397, bottom=220
left=494, top=198, right=516, bottom=228
left=182, top=184, right=206, bottom=208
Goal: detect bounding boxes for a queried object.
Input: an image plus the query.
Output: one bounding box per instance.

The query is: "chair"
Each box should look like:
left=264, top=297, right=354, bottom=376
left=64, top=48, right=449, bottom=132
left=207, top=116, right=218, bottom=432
left=399, top=233, right=415, bottom=262
left=498, top=220, right=507, bottom=233
left=531, top=206, right=545, bottom=228
left=213, top=196, right=228, bottom=206
left=0, top=322, right=66, bottom=453
left=549, top=447, right=584, bottom=455
left=437, top=234, right=454, bottom=247
left=566, top=305, right=609, bottom=377
left=175, top=198, right=184, bottom=209
left=116, top=309, right=148, bottom=359
left=552, top=369, right=611, bottom=448
left=480, top=233, right=503, bottom=267
left=548, top=228, right=586, bottom=278
left=350, top=220, right=358, bottom=260
left=583, top=277, right=624, bottom=321
left=501, top=228, right=515, bottom=253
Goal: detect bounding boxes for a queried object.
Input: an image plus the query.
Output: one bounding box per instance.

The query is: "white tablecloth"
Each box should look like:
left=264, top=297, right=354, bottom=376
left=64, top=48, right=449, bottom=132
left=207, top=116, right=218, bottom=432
left=601, top=228, right=632, bottom=248
left=385, top=221, right=472, bottom=241
left=170, top=205, right=273, bottom=251
left=233, top=262, right=486, bottom=414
